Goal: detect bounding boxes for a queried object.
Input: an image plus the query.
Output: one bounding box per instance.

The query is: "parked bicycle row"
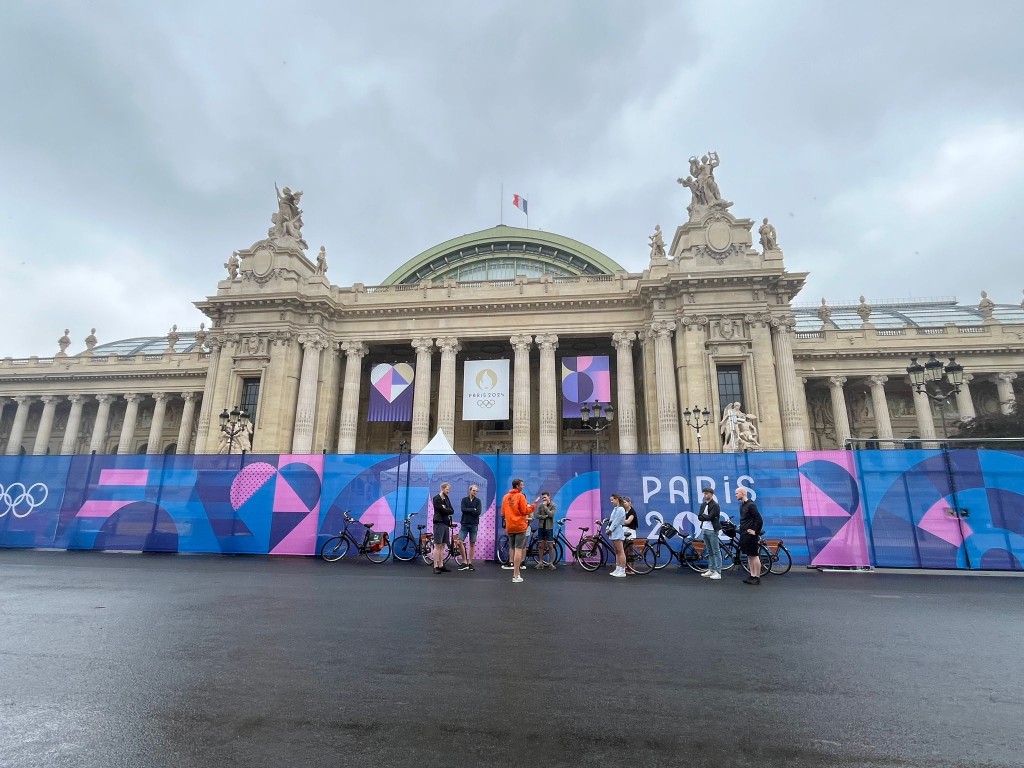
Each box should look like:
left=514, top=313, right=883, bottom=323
left=319, top=479, right=791, bottom=583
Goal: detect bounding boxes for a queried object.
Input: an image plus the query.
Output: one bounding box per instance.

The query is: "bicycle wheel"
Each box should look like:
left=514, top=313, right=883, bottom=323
left=652, top=538, right=675, bottom=570
left=364, top=539, right=392, bottom=564
left=496, top=535, right=510, bottom=565
left=391, top=535, right=417, bottom=562
left=770, top=545, right=792, bottom=575
left=551, top=540, right=565, bottom=566
left=740, top=545, right=772, bottom=575
left=629, top=544, right=655, bottom=575
left=319, top=535, right=350, bottom=562
left=450, top=540, right=466, bottom=567
left=720, top=542, right=739, bottom=571
left=576, top=537, right=604, bottom=572
left=420, top=536, right=435, bottom=565
left=680, top=541, right=708, bottom=573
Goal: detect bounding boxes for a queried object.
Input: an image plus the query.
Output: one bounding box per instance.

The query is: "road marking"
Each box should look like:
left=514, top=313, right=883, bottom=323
left=871, top=594, right=901, bottom=599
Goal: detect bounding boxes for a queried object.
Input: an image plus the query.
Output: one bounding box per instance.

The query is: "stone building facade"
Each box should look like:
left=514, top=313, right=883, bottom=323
left=2, top=166, right=1023, bottom=456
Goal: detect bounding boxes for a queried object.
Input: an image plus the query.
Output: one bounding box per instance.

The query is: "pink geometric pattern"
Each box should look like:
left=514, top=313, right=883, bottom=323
left=798, top=472, right=853, bottom=518
left=812, top=508, right=871, bottom=567
left=359, top=496, right=396, bottom=534
left=230, top=462, right=277, bottom=510
left=919, top=499, right=973, bottom=546
left=98, top=469, right=149, bottom=486
left=76, top=500, right=133, bottom=518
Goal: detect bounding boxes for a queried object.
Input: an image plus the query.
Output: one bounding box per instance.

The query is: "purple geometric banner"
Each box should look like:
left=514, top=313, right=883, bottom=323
left=561, top=356, right=611, bottom=418
left=368, top=362, right=415, bottom=421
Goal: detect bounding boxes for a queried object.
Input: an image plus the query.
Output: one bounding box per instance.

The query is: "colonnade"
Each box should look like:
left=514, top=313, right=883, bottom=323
left=0, top=392, right=201, bottom=456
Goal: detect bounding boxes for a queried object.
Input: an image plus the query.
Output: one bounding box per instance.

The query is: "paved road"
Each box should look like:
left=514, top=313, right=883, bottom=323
left=1, top=550, right=1021, bottom=768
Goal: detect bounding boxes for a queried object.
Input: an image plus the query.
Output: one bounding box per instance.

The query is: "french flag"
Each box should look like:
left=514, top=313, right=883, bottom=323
left=512, top=194, right=528, bottom=214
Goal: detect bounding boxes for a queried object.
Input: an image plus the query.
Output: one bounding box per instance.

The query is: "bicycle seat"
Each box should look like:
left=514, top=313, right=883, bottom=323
left=417, top=524, right=426, bottom=530
left=364, top=522, right=374, bottom=529
left=580, top=527, right=590, bottom=533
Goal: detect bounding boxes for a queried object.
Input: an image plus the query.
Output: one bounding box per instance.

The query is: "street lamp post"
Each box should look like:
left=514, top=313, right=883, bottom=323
left=682, top=405, right=712, bottom=453
left=218, top=405, right=251, bottom=454
left=580, top=401, right=615, bottom=454
left=906, top=355, right=965, bottom=440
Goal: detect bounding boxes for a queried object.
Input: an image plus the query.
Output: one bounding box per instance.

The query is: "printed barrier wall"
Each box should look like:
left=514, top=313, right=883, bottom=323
left=2, top=450, right=1022, bottom=570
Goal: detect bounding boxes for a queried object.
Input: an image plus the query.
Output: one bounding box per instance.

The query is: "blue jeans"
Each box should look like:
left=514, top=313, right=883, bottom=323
left=702, top=530, right=722, bottom=574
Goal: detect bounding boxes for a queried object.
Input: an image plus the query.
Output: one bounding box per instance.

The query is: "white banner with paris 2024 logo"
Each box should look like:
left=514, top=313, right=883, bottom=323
left=462, top=359, right=510, bottom=421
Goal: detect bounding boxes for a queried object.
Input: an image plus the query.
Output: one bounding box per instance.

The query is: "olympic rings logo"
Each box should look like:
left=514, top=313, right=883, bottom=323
left=475, top=400, right=495, bottom=408
left=0, top=482, right=49, bottom=518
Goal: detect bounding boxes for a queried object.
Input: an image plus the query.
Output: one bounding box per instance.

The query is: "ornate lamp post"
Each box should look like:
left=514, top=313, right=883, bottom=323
left=218, top=405, right=251, bottom=454
left=580, top=401, right=615, bottom=454
left=682, top=405, right=712, bottom=453
left=907, top=356, right=964, bottom=440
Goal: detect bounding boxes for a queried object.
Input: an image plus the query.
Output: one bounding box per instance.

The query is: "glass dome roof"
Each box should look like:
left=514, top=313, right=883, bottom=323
left=78, top=332, right=202, bottom=357
left=792, top=298, right=1024, bottom=331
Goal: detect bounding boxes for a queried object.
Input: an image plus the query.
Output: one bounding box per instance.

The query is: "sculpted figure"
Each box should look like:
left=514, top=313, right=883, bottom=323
left=677, top=151, right=732, bottom=217
left=719, top=402, right=746, bottom=453
left=759, top=218, right=778, bottom=252
left=269, top=183, right=308, bottom=248
left=225, top=251, right=240, bottom=280
left=648, top=225, right=666, bottom=259
left=978, top=290, right=995, bottom=320
left=316, top=245, right=329, bottom=276
left=736, top=412, right=761, bottom=450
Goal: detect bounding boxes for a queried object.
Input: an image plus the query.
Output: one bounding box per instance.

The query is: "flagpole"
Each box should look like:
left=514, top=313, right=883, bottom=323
left=500, top=182, right=504, bottom=225
left=526, top=190, right=529, bottom=229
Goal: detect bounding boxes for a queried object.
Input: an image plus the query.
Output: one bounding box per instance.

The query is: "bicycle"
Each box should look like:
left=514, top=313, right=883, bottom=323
left=319, top=511, right=392, bottom=563
left=575, top=518, right=655, bottom=575
left=496, top=527, right=559, bottom=567
left=761, top=537, right=792, bottom=575
left=650, top=522, right=735, bottom=573
left=419, top=520, right=466, bottom=567
left=721, top=530, right=773, bottom=575
left=391, top=512, right=431, bottom=563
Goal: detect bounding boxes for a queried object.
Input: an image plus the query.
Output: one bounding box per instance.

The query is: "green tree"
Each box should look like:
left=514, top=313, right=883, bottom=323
left=953, top=403, right=1024, bottom=448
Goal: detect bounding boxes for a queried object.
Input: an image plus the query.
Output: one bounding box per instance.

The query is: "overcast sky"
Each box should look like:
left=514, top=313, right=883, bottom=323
left=2, top=0, right=1023, bottom=358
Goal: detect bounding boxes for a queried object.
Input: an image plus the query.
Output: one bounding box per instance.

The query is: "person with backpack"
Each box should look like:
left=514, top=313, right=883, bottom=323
left=736, top=487, right=764, bottom=585
left=697, top=486, right=723, bottom=580
left=534, top=490, right=557, bottom=570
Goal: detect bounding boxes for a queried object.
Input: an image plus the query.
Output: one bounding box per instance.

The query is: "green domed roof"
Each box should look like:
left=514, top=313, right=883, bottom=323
left=382, top=225, right=624, bottom=285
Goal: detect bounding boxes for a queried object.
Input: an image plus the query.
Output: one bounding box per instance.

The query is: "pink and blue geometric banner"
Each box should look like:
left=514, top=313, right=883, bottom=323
left=561, top=355, right=611, bottom=418
left=369, top=362, right=415, bottom=421
left=3, top=450, right=1022, bottom=570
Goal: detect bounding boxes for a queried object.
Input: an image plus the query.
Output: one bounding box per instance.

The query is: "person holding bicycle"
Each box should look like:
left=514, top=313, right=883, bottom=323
left=431, top=482, right=455, bottom=574
left=459, top=484, right=482, bottom=571
left=697, top=486, right=723, bottom=580
left=534, top=490, right=557, bottom=570
left=607, top=493, right=627, bottom=578
left=501, top=478, right=537, bottom=583
left=736, top=487, right=764, bottom=585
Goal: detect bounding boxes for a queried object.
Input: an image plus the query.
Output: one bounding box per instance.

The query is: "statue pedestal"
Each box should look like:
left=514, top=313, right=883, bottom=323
left=232, top=238, right=316, bottom=291
left=669, top=210, right=766, bottom=272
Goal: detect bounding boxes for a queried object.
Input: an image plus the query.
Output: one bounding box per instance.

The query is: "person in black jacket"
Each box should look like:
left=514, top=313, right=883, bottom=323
left=459, top=484, right=482, bottom=571
left=431, top=482, right=455, bottom=574
left=735, top=487, right=764, bottom=585
left=697, top=486, right=723, bottom=579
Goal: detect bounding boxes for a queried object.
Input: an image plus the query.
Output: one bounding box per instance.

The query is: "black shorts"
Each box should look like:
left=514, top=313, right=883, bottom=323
left=739, top=533, right=760, bottom=556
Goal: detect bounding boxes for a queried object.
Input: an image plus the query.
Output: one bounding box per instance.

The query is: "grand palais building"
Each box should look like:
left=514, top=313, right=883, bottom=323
left=2, top=163, right=1023, bottom=457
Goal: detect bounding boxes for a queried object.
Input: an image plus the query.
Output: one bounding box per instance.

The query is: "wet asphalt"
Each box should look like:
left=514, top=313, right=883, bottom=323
left=1, top=550, right=1021, bottom=768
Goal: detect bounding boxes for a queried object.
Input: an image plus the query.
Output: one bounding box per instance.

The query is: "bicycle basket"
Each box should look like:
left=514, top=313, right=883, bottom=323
left=720, top=521, right=737, bottom=538
left=367, top=531, right=388, bottom=552
left=629, top=538, right=648, bottom=551
left=659, top=523, right=678, bottom=539
left=763, top=539, right=782, bottom=555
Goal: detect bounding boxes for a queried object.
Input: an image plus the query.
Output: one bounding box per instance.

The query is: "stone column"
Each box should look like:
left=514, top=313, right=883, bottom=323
left=31, top=396, right=59, bottom=455
left=194, top=338, right=222, bottom=453
left=411, top=338, right=435, bottom=453
left=911, top=385, right=938, bottom=445
left=536, top=333, right=559, bottom=454
left=336, top=341, right=368, bottom=454
left=678, top=316, right=714, bottom=450
left=771, top=317, right=808, bottom=450
left=955, top=373, right=976, bottom=420
left=436, top=337, right=461, bottom=444
left=647, top=320, right=680, bottom=453
left=147, top=393, right=169, bottom=454
left=867, top=375, right=895, bottom=448
left=89, top=394, right=115, bottom=454
left=117, top=393, right=143, bottom=455
left=176, top=392, right=198, bottom=454
left=60, top=395, right=86, bottom=455
left=612, top=331, right=638, bottom=454
left=995, top=372, right=1018, bottom=415
left=510, top=334, right=533, bottom=454
left=5, top=396, right=35, bottom=455
left=291, top=333, right=328, bottom=454
left=827, top=377, right=852, bottom=448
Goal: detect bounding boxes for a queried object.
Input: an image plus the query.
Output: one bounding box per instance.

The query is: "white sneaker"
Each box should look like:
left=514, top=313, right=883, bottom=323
left=610, top=569, right=626, bottom=578
left=501, top=564, right=515, bottom=570
left=512, top=575, right=523, bottom=583
left=700, top=571, right=712, bottom=578
left=709, top=572, right=722, bottom=580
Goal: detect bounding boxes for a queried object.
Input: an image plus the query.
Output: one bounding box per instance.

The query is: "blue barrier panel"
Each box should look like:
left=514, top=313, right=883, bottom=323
left=0, top=455, right=71, bottom=548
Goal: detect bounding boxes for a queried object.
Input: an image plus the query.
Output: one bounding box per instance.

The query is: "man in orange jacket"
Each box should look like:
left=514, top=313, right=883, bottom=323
left=501, top=478, right=538, bottom=583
